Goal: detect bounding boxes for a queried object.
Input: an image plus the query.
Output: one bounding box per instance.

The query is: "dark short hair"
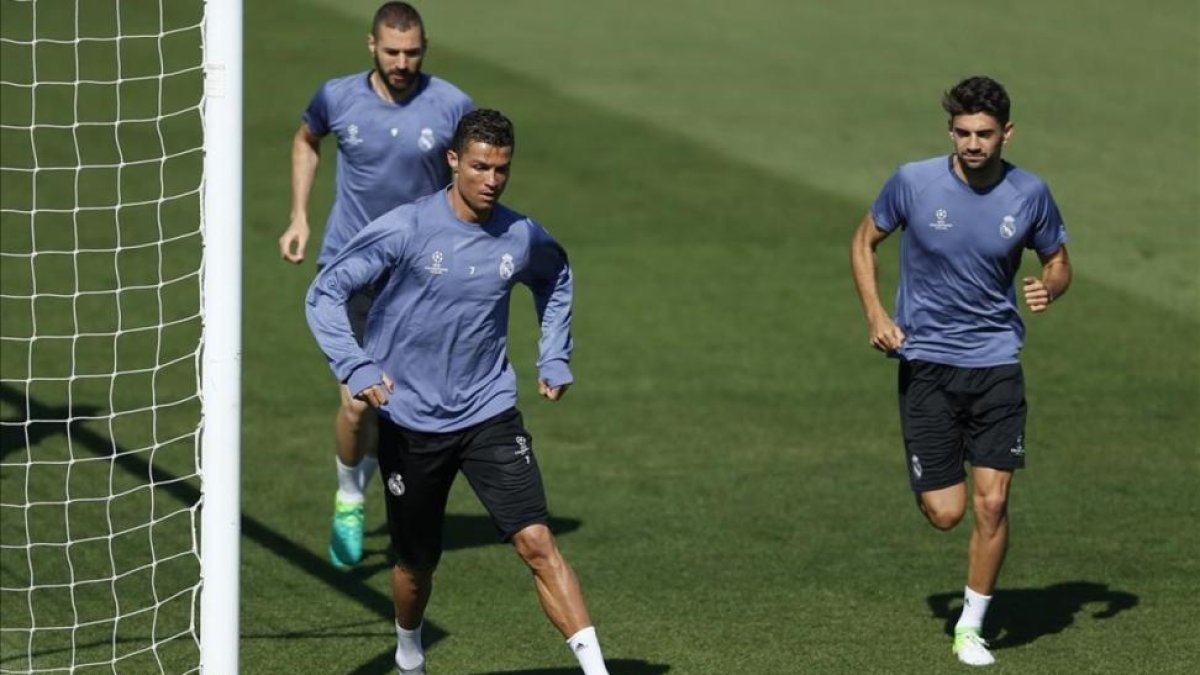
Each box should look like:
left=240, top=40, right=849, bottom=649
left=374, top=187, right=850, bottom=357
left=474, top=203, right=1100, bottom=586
left=372, top=2, right=424, bottom=38
left=942, top=76, right=1011, bottom=126
left=451, top=109, right=515, bottom=154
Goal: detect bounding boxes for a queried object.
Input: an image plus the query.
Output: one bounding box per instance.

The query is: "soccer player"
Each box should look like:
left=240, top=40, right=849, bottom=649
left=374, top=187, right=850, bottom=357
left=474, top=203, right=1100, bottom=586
left=849, top=76, right=1072, bottom=666
left=278, top=2, right=472, bottom=569
left=305, top=109, right=609, bottom=675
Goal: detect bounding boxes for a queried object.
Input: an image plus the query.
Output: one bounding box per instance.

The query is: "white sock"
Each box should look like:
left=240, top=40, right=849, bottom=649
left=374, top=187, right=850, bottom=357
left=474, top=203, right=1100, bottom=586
left=356, top=455, right=379, bottom=494
left=394, top=621, right=424, bottom=670
left=566, top=626, right=609, bottom=675
left=336, top=458, right=363, bottom=502
left=956, top=586, right=992, bottom=631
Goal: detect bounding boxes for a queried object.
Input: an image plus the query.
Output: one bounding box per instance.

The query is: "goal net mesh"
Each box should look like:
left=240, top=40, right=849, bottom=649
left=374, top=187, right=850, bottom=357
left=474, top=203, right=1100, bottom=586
left=1, top=0, right=208, bottom=671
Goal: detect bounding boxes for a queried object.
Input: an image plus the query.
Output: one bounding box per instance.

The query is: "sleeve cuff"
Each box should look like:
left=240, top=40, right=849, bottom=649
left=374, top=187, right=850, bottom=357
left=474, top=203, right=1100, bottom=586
left=872, top=210, right=897, bottom=233
left=346, top=364, right=384, bottom=398
left=538, top=360, right=573, bottom=388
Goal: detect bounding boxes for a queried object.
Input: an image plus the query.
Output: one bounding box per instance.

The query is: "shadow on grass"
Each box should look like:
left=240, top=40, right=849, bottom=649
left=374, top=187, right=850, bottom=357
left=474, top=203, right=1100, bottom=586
left=346, top=650, right=401, bottom=675
left=4, top=384, right=595, bottom=667
left=0, top=384, right=423, bottom=630
left=927, top=581, right=1138, bottom=649
left=0, top=385, right=97, bottom=462
left=470, top=660, right=671, bottom=675
left=360, top=514, right=582, bottom=570
left=449, top=514, right=582, bottom=550
left=347, top=655, right=670, bottom=675
left=368, top=514, right=581, bottom=551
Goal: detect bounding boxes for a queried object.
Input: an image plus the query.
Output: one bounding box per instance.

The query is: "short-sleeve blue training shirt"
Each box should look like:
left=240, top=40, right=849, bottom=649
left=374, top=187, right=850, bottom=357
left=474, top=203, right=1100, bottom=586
left=871, top=155, right=1067, bottom=368
left=303, top=72, right=473, bottom=267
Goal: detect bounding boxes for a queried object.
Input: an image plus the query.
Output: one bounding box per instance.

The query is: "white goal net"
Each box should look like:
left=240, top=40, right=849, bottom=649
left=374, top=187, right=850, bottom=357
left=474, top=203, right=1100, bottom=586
left=0, top=0, right=240, bottom=672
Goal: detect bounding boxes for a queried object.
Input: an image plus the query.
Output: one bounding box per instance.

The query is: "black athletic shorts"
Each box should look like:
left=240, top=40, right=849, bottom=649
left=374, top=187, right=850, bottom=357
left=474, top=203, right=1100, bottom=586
left=376, top=408, right=548, bottom=571
left=898, top=359, right=1027, bottom=492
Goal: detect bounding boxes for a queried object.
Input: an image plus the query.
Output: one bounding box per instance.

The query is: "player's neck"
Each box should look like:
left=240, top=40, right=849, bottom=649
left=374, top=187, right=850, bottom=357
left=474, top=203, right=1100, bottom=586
left=952, top=155, right=1005, bottom=190
left=446, top=188, right=491, bottom=225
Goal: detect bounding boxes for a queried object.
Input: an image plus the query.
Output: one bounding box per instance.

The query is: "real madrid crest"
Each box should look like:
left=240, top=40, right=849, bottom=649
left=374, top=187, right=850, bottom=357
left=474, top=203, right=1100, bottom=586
left=499, top=253, right=514, bottom=280
left=386, top=473, right=406, bottom=497
left=999, top=215, right=1016, bottom=239
left=417, top=127, right=435, bottom=151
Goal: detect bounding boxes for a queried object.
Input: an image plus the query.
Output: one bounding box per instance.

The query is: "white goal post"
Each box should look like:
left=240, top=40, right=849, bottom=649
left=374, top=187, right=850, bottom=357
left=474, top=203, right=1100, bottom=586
left=0, top=0, right=241, bottom=672
left=199, top=0, right=242, bottom=673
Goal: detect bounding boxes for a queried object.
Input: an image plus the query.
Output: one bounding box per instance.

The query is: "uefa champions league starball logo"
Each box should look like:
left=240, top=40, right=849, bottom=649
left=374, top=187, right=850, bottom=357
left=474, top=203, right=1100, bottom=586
left=425, top=250, right=448, bottom=275
left=929, top=208, right=953, bottom=231
left=514, top=435, right=530, bottom=464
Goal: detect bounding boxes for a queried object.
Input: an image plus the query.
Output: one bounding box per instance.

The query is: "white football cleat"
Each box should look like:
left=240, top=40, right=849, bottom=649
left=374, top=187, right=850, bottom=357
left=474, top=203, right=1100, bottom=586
left=952, top=627, right=995, bottom=666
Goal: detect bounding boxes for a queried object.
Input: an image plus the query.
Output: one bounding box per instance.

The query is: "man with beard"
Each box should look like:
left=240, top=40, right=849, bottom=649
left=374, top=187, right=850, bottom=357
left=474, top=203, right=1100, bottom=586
left=306, top=109, right=609, bottom=675
left=849, top=76, right=1072, bottom=666
left=278, top=2, right=472, bottom=570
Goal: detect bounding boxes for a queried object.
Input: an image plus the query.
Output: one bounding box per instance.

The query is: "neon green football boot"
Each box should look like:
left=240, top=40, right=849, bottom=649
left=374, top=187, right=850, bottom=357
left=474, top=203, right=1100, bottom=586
left=328, top=496, right=364, bottom=569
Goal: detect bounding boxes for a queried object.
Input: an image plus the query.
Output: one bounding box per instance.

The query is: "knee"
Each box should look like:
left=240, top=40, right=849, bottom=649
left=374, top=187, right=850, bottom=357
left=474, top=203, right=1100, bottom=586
left=973, top=492, right=1009, bottom=527
left=511, top=525, right=562, bottom=571
left=393, top=544, right=441, bottom=575
left=921, top=502, right=966, bottom=531
left=393, top=562, right=435, bottom=588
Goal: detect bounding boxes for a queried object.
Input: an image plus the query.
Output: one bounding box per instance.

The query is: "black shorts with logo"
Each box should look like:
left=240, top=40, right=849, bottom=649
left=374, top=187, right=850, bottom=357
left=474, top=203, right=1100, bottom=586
left=898, top=360, right=1027, bottom=492
left=376, top=408, right=548, bottom=571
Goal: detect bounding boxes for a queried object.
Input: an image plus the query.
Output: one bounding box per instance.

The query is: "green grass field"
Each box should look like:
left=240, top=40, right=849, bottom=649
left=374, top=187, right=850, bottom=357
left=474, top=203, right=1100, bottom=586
left=3, top=0, right=1198, bottom=672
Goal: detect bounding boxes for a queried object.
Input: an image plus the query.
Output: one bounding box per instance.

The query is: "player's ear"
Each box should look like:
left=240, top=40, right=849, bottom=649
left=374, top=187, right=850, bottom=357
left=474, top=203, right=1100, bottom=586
left=446, top=149, right=459, bottom=172
left=367, top=32, right=375, bottom=53
left=1002, top=122, right=1014, bottom=144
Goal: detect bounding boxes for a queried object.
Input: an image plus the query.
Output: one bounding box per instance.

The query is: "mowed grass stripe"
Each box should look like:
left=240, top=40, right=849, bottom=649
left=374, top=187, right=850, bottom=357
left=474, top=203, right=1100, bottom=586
left=313, top=0, right=1200, bottom=318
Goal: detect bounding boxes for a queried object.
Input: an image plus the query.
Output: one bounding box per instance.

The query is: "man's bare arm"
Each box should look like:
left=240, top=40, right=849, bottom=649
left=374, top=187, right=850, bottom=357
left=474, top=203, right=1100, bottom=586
left=850, top=211, right=905, bottom=352
left=279, top=124, right=323, bottom=264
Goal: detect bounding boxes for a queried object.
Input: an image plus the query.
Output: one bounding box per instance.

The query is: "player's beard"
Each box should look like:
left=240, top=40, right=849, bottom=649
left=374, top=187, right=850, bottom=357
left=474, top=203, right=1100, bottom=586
left=956, top=148, right=1002, bottom=180
left=374, top=57, right=418, bottom=100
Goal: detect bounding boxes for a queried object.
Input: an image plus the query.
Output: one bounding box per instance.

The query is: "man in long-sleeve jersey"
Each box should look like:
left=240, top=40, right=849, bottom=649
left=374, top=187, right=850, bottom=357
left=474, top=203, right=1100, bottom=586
left=850, top=76, right=1072, bottom=667
left=306, top=109, right=609, bottom=675
left=278, top=2, right=472, bottom=569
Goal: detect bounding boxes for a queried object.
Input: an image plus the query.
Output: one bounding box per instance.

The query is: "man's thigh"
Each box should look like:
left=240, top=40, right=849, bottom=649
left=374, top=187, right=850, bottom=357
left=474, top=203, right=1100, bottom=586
left=458, top=409, right=550, bottom=541
left=899, top=360, right=968, bottom=492
left=377, top=419, right=459, bottom=570
left=964, top=364, right=1027, bottom=471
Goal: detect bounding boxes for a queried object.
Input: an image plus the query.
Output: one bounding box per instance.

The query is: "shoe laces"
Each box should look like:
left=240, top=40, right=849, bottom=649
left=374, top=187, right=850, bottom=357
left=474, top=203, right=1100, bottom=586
left=334, top=503, right=364, bottom=526
left=957, top=629, right=989, bottom=648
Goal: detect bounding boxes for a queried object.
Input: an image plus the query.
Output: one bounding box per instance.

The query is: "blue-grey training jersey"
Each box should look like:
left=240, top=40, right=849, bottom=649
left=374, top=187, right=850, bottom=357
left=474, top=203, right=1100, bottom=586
left=872, top=156, right=1067, bottom=368
left=303, top=72, right=473, bottom=267
left=305, top=189, right=574, bottom=433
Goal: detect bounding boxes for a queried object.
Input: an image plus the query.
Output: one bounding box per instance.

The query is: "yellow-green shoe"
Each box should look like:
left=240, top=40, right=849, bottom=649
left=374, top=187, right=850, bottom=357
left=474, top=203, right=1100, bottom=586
left=952, top=627, right=995, bottom=666
left=329, top=496, right=364, bottom=569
